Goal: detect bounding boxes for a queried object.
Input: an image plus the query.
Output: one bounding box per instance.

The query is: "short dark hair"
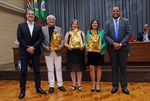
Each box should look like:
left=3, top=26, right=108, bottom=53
left=112, top=6, right=120, bottom=11
left=25, top=9, right=34, bottom=15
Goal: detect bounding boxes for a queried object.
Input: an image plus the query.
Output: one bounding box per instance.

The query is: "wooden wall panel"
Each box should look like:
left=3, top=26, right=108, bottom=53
left=0, top=0, right=25, bottom=64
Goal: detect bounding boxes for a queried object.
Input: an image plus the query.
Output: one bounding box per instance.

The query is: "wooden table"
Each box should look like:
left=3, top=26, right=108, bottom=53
left=12, top=42, right=150, bottom=69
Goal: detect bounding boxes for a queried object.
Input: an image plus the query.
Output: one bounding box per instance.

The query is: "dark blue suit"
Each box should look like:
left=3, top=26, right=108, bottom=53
left=17, top=22, right=43, bottom=90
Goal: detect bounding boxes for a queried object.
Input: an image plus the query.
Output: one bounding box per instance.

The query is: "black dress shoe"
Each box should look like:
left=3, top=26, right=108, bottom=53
left=48, top=87, right=54, bottom=93
left=122, top=88, right=130, bottom=95
left=36, top=87, right=47, bottom=94
left=58, top=86, right=66, bottom=91
left=19, top=92, right=25, bottom=99
left=96, top=84, right=101, bottom=92
left=96, top=89, right=100, bottom=92
left=111, top=88, right=118, bottom=94
left=91, top=89, right=95, bottom=92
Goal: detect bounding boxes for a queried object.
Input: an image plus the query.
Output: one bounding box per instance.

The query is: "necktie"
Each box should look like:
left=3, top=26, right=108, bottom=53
left=115, top=20, right=118, bottom=42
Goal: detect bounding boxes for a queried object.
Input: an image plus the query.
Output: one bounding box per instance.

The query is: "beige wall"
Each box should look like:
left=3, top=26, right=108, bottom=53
left=0, top=0, right=26, bottom=64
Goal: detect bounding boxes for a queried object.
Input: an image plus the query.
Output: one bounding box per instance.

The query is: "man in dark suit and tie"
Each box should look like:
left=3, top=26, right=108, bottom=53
left=104, top=7, right=132, bottom=95
left=17, top=9, right=46, bottom=99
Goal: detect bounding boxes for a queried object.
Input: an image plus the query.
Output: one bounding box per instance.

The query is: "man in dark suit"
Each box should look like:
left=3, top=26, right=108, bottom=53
left=17, top=10, right=46, bottom=99
left=104, top=7, right=132, bottom=95
left=137, top=24, right=150, bottom=42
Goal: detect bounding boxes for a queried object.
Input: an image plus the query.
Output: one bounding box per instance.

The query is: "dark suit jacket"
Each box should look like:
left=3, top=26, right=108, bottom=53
left=137, top=31, right=150, bottom=41
left=104, top=18, right=132, bottom=51
left=17, top=22, right=44, bottom=56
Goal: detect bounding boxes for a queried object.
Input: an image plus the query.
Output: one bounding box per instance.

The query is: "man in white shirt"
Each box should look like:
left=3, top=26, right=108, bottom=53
left=41, top=15, right=66, bottom=93
left=137, top=24, right=150, bottom=42
left=17, top=9, right=46, bottom=99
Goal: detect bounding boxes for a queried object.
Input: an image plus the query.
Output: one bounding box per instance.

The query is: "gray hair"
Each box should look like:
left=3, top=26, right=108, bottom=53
left=46, top=15, right=56, bottom=20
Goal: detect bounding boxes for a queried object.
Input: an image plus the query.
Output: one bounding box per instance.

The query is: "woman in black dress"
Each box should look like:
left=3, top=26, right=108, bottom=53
left=85, top=19, right=106, bottom=92
left=64, top=19, right=86, bottom=91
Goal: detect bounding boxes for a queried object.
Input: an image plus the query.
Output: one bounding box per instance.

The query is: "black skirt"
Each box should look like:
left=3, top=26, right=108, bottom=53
left=66, top=49, right=86, bottom=72
left=87, top=52, right=104, bottom=66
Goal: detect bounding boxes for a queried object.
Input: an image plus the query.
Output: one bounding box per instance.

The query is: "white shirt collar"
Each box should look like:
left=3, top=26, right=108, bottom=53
left=27, top=20, right=34, bottom=25
left=113, top=17, right=120, bottom=22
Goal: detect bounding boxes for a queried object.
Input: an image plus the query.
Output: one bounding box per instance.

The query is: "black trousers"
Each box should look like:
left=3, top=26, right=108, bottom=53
left=109, top=50, right=128, bottom=89
left=20, top=54, right=41, bottom=91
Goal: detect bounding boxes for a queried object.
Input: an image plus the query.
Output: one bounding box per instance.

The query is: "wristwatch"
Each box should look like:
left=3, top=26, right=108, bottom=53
left=119, top=43, right=122, bottom=46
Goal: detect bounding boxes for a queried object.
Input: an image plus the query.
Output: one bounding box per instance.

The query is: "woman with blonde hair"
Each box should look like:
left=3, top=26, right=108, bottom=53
left=64, top=19, right=86, bottom=91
